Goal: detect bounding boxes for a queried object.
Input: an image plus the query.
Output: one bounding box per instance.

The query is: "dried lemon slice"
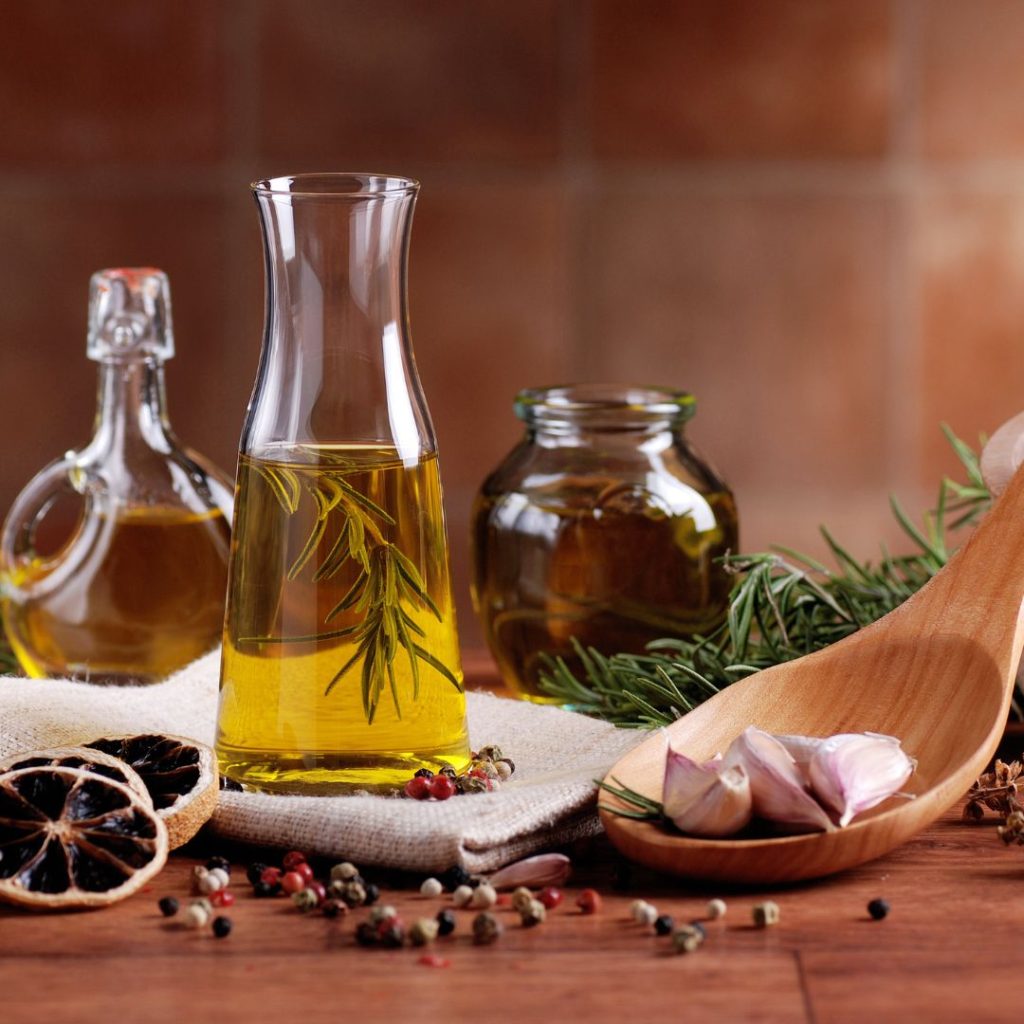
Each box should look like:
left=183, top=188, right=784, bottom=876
left=0, top=766, right=168, bottom=909
left=0, top=747, right=151, bottom=806
left=85, top=734, right=217, bottom=850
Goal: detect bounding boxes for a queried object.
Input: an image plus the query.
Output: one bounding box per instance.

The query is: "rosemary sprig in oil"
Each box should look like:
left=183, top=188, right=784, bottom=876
left=540, top=426, right=995, bottom=726
left=242, top=463, right=461, bottom=723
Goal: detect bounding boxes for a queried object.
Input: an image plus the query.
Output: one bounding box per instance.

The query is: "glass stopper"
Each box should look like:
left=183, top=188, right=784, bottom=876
left=87, top=267, right=175, bottom=362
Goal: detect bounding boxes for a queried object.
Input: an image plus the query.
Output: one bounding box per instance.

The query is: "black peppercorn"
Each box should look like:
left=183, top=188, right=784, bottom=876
left=439, top=865, right=472, bottom=892
left=355, top=922, right=378, bottom=947
left=253, top=880, right=278, bottom=898
left=158, top=896, right=179, bottom=917
left=378, top=923, right=404, bottom=948
left=363, top=882, right=380, bottom=906
left=246, top=862, right=269, bottom=886
left=414, top=768, right=434, bottom=778
left=219, top=777, right=243, bottom=792
left=436, top=909, right=456, bottom=936
left=206, top=856, right=231, bottom=874
left=212, top=916, right=233, bottom=938
left=653, top=914, right=673, bottom=936
left=868, top=898, right=890, bottom=921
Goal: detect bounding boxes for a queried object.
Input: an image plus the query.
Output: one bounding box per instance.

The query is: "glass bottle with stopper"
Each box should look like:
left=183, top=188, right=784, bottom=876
left=0, top=268, right=233, bottom=683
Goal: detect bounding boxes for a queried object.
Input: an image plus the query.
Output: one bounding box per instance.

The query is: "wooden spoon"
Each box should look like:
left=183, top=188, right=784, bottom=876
left=600, top=465, right=1024, bottom=884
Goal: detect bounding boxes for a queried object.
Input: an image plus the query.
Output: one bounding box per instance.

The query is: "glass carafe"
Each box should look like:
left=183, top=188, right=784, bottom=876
left=216, top=173, right=469, bottom=793
left=0, top=268, right=233, bottom=683
left=472, top=384, right=739, bottom=702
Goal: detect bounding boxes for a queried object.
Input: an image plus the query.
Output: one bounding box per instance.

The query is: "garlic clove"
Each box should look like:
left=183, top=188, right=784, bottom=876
left=807, top=732, right=915, bottom=827
left=488, top=853, right=572, bottom=891
left=663, top=746, right=753, bottom=837
left=724, top=727, right=834, bottom=832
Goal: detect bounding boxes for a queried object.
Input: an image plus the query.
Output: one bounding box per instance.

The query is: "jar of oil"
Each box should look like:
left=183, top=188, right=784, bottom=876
left=0, top=268, right=232, bottom=683
left=471, top=385, right=738, bottom=702
left=216, top=174, right=469, bottom=792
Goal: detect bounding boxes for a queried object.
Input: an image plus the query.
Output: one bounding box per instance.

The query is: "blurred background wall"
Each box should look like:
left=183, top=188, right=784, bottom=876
left=0, top=0, right=1021, bottom=645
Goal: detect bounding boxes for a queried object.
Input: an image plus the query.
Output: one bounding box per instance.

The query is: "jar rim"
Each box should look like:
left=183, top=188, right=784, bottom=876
left=514, top=384, right=696, bottom=428
left=251, top=172, right=420, bottom=199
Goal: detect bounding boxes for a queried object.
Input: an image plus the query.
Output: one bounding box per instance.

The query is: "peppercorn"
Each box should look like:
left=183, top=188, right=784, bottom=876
left=220, top=776, right=243, bottom=792
left=436, top=909, right=456, bottom=936
left=630, top=899, right=652, bottom=923
left=494, top=761, right=513, bottom=781
left=330, top=861, right=360, bottom=882
left=689, top=921, right=707, bottom=939
left=211, top=890, right=235, bottom=909
left=206, top=856, right=231, bottom=874
left=208, top=867, right=230, bottom=890
left=654, top=914, right=674, bottom=936
left=418, top=954, right=451, bottom=969
left=672, top=924, right=704, bottom=954
left=212, top=916, right=233, bottom=939
left=752, top=901, right=780, bottom=928
left=363, top=882, right=380, bottom=906
left=184, top=903, right=209, bottom=930
left=577, top=889, right=601, bottom=914
left=355, top=921, right=378, bottom=947
left=511, top=887, right=534, bottom=914
left=868, top=898, right=890, bottom=921
left=469, top=883, right=497, bottom=909
left=497, top=757, right=515, bottom=776
left=458, top=775, right=491, bottom=795
left=378, top=922, right=405, bottom=948
left=246, top=862, right=269, bottom=886
left=405, top=776, right=432, bottom=800
left=158, top=896, right=179, bottom=917
left=196, top=870, right=224, bottom=896
left=307, top=881, right=326, bottom=905
left=282, top=850, right=307, bottom=871
left=520, top=899, right=546, bottom=928
left=292, top=889, right=319, bottom=912
left=281, top=871, right=306, bottom=895
left=321, top=899, right=347, bottom=918
left=369, top=905, right=398, bottom=927
left=439, top=865, right=472, bottom=891
left=253, top=880, right=277, bottom=898
left=428, top=774, right=456, bottom=800
left=409, top=918, right=440, bottom=946
left=413, top=767, right=435, bottom=778
left=340, top=881, right=367, bottom=908
left=260, top=866, right=282, bottom=887
left=706, top=898, right=727, bottom=920
left=438, top=765, right=458, bottom=779
left=452, top=885, right=474, bottom=908
left=420, top=877, right=444, bottom=898
left=472, top=912, right=502, bottom=945
left=538, top=887, right=563, bottom=910
left=472, top=760, right=500, bottom=781
left=294, top=862, right=315, bottom=885
left=477, top=744, right=504, bottom=762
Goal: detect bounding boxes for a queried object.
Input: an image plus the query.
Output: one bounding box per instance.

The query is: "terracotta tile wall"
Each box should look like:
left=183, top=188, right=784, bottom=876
left=0, top=0, right=1020, bottom=646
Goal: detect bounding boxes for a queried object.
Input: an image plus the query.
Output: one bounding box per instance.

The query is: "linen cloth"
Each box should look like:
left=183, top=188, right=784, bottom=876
left=0, top=651, right=643, bottom=873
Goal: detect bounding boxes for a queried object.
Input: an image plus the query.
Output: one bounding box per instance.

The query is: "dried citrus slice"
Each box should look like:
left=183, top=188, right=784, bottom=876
left=85, top=734, right=217, bottom=850
left=0, top=766, right=168, bottom=909
left=0, top=747, right=151, bottom=807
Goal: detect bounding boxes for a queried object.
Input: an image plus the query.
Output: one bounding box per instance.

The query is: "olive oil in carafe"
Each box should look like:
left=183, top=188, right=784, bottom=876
left=3, top=505, right=230, bottom=683
left=217, top=447, right=469, bottom=792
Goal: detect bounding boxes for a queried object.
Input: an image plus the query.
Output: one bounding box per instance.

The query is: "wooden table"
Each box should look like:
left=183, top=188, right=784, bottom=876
left=2, top=664, right=1022, bottom=1023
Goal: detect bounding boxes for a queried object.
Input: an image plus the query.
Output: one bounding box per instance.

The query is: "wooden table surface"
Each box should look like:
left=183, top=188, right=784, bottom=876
left=2, top=660, right=1022, bottom=1023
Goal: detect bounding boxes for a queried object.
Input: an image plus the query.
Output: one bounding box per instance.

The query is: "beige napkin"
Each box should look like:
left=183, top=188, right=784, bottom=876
left=0, top=651, right=642, bottom=873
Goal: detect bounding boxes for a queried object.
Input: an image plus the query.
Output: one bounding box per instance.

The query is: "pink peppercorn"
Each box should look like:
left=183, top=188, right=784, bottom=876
left=295, top=862, right=315, bottom=884
left=428, top=775, right=456, bottom=801
left=405, top=776, right=431, bottom=800
left=282, top=850, right=307, bottom=871
left=211, top=890, right=235, bottom=908
left=259, top=866, right=282, bottom=887
left=307, top=881, right=327, bottom=905
left=538, top=887, right=563, bottom=910
left=576, top=889, right=601, bottom=914
left=418, top=954, right=451, bottom=968
left=281, top=871, right=306, bottom=895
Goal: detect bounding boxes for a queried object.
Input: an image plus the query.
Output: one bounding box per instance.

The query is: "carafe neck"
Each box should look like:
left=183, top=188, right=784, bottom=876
left=90, top=357, right=174, bottom=459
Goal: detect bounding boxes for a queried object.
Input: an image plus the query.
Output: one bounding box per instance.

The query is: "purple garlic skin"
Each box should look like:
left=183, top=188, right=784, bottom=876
left=662, top=745, right=753, bottom=837
left=488, top=853, right=571, bottom=891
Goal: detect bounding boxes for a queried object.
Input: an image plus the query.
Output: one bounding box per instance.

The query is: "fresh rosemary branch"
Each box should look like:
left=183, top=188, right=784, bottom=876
left=243, top=462, right=461, bottom=723
left=539, top=426, right=994, bottom=727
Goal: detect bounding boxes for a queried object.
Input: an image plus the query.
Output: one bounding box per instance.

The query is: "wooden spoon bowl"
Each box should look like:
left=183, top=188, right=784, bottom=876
left=600, top=467, right=1024, bottom=884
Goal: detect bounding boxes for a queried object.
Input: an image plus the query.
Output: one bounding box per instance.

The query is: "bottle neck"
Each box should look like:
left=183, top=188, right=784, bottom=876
left=91, top=358, right=174, bottom=457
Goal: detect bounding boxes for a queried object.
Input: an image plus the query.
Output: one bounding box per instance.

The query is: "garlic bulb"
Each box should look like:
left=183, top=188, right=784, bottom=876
left=723, top=727, right=834, bottom=833
left=662, top=745, right=753, bottom=837
left=807, top=732, right=915, bottom=827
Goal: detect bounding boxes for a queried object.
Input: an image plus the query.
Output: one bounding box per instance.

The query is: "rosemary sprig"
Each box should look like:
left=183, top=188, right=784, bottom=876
left=539, top=426, right=995, bottom=726
left=243, top=462, right=461, bottom=722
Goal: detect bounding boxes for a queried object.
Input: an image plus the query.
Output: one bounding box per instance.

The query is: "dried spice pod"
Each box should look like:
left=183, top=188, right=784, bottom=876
left=85, top=734, right=217, bottom=849
left=0, top=766, right=168, bottom=909
left=0, top=746, right=151, bottom=806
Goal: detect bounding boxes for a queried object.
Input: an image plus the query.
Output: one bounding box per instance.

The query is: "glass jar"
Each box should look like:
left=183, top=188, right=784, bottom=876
left=215, top=174, right=469, bottom=793
left=471, top=384, right=738, bottom=702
